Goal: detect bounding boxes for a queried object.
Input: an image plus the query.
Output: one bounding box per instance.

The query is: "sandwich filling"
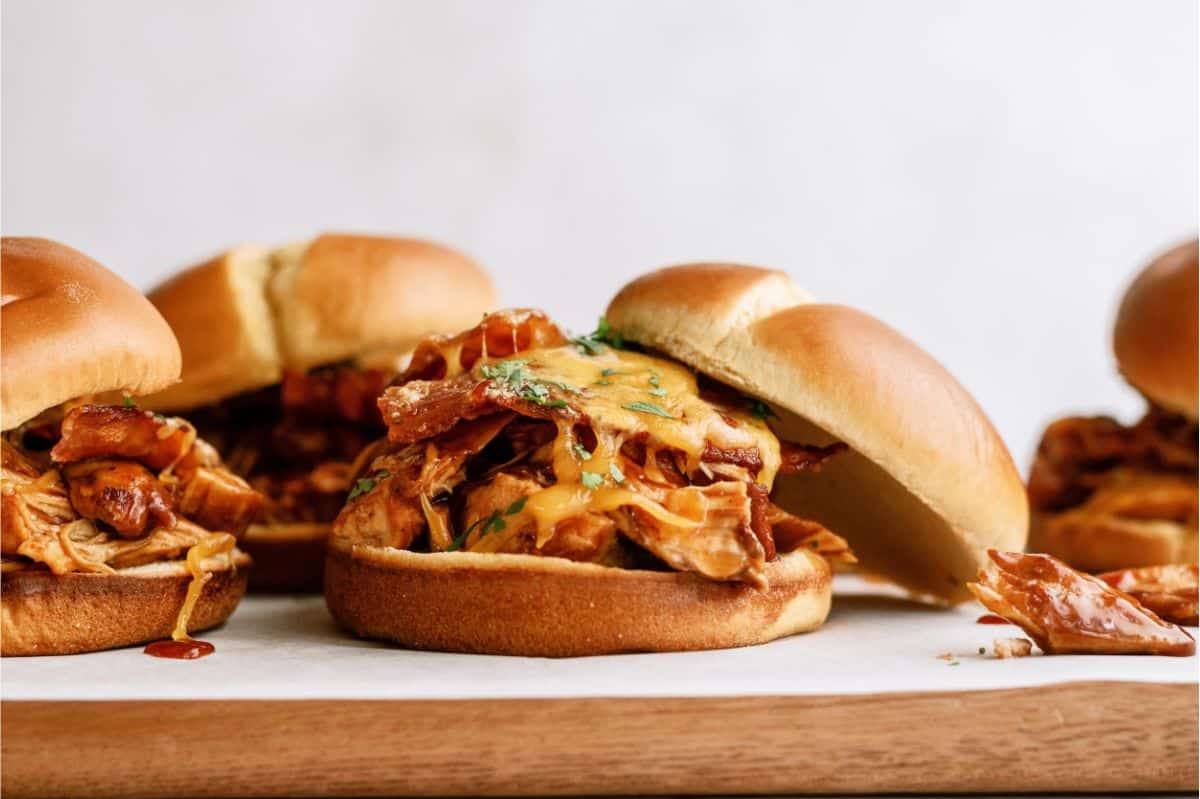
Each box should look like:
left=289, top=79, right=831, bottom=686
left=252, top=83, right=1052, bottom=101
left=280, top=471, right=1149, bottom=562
left=332, top=309, right=853, bottom=587
left=1, top=404, right=261, bottom=631
left=186, top=366, right=390, bottom=526
left=1028, top=409, right=1198, bottom=568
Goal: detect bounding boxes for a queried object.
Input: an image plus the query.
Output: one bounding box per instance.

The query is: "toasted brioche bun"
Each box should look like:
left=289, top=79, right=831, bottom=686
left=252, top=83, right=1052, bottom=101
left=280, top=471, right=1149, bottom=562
left=1113, top=239, right=1198, bottom=420
left=144, top=233, right=496, bottom=411
left=1, top=237, right=182, bottom=430
left=1, top=551, right=250, bottom=656
left=240, top=523, right=328, bottom=592
left=606, top=264, right=1029, bottom=602
left=325, top=542, right=830, bottom=657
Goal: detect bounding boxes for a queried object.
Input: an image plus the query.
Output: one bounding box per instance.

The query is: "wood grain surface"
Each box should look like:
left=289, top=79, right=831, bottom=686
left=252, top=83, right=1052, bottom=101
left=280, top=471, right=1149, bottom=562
left=3, top=681, right=1196, bottom=797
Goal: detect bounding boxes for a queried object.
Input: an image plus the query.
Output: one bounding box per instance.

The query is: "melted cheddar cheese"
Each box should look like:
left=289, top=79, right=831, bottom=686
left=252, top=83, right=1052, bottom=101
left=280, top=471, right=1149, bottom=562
left=455, top=345, right=780, bottom=551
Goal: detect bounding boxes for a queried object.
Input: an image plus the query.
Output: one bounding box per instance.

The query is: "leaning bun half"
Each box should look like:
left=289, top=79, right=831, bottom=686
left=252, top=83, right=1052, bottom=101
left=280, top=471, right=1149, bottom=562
left=1, top=552, right=250, bottom=656
left=143, top=232, right=497, bottom=412
left=1113, top=239, right=1198, bottom=420
left=1, top=237, right=181, bottom=430
left=606, top=264, right=1029, bottom=601
left=325, top=546, right=830, bottom=657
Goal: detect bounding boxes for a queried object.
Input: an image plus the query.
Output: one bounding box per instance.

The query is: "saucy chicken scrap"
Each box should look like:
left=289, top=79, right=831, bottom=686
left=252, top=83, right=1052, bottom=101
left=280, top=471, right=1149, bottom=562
left=332, top=309, right=853, bottom=588
left=1, top=405, right=260, bottom=575
left=968, top=550, right=1195, bottom=656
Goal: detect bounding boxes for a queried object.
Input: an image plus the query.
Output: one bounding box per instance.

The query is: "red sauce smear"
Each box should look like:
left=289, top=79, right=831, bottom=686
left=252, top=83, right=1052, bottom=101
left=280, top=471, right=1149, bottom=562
left=976, top=613, right=1013, bottom=625
left=144, top=639, right=215, bottom=659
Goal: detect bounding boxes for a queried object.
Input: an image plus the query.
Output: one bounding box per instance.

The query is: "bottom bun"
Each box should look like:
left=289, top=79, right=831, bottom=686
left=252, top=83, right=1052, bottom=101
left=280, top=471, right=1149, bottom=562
left=324, top=543, right=831, bottom=657
left=1028, top=511, right=1198, bottom=573
left=1, top=552, right=250, bottom=656
left=241, top=523, right=329, bottom=592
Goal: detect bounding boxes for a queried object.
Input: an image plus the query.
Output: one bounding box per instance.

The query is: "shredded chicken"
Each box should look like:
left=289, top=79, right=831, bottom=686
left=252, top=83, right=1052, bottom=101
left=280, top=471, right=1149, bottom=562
left=1098, top=564, right=1199, bottom=627
left=967, top=550, right=1195, bottom=656
left=335, top=309, right=854, bottom=587
left=1, top=403, right=261, bottom=575
left=994, top=638, right=1034, bottom=658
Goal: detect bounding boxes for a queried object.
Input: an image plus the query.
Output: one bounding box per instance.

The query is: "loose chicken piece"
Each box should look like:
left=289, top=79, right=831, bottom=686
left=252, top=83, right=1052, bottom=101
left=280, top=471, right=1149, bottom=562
left=1098, top=564, right=1199, bottom=626
left=994, top=638, right=1034, bottom=659
left=61, top=459, right=176, bottom=538
left=51, top=406, right=196, bottom=470
left=967, top=550, right=1195, bottom=656
left=2, top=456, right=76, bottom=557
left=176, top=467, right=262, bottom=537
left=402, top=309, right=569, bottom=382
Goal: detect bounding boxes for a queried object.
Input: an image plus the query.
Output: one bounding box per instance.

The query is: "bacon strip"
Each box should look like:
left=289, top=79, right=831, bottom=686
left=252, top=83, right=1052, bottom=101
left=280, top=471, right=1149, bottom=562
left=402, top=309, right=569, bottom=382
left=779, top=441, right=847, bottom=473
left=968, top=550, right=1195, bottom=656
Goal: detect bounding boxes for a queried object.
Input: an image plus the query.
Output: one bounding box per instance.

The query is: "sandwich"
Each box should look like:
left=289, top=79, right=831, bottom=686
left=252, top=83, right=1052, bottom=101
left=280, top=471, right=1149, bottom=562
left=142, top=233, right=496, bottom=591
left=1028, top=240, right=1198, bottom=574
left=325, top=264, right=1028, bottom=656
left=1, top=237, right=261, bottom=656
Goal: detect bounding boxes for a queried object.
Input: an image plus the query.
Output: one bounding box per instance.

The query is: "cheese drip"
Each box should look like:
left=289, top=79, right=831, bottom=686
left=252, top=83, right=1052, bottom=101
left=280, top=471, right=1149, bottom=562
left=171, top=533, right=236, bottom=641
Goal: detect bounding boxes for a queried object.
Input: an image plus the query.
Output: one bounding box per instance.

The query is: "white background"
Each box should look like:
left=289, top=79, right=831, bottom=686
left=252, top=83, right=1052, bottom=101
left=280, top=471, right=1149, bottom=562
left=3, top=1, right=1196, bottom=465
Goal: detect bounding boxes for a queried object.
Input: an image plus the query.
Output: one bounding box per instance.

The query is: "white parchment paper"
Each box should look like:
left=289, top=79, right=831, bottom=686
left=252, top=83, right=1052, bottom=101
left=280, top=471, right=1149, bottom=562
left=4, top=576, right=1195, bottom=701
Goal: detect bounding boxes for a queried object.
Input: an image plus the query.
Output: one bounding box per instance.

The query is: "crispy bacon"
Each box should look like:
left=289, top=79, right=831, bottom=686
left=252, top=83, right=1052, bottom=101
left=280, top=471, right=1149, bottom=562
left=402, top=309, right=569, bottom=382
left=779, top=441, right=848, bottom=473
left=1098, top=564, right=1199, bottom=627
left=968, top=550, right=1195, bottom=656
left=51, top=406, right=195, bottom=470
left=61, top=459, right=176, bottom=538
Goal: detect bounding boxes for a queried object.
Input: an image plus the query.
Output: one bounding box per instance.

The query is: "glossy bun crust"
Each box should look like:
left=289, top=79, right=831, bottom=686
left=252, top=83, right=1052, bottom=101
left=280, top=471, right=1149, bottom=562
left=606, top=263, right=1029, bottom=601
left=1, top=237, right=181, bottom=430
left=1114, top=239, right=1198, bottom=420
left=144, top=233, right=496, bottom=411
left=325, top=544, right=830, bottom=657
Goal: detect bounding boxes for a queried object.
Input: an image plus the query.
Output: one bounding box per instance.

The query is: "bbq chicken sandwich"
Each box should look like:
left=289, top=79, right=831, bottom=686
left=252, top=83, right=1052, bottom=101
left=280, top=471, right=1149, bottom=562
left=1, top=238, right=261, bottom=656
left=142, top=233, right=495, bottom=591
left=326, top=264, right=1028, bottom=656
left=1028, top=240, right=1198, bottom=575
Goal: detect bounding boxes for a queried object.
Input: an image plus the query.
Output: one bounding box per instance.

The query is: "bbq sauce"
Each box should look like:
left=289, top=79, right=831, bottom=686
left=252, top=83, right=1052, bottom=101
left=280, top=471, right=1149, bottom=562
left=144, top=639, right=215, bottom=659
left=976, top=613, right=1012, bottom=625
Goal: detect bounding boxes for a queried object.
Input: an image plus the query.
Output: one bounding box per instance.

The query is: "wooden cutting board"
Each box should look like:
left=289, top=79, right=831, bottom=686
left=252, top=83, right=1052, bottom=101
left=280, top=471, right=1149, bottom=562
left=3, top=682, right=1196, bottom=796
left=3, top=590, right=1196, bottom=796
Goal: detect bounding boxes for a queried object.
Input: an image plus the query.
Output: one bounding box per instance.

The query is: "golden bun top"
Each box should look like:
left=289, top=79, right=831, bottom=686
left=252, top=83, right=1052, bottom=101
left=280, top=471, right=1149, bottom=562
left=144, top=233, right=496, bottom=411
left=1, top=237, right=181, bottom=430
left=606, top=263, right=1028, bottom=601
left=1113, top=239, right=1198, bottom=420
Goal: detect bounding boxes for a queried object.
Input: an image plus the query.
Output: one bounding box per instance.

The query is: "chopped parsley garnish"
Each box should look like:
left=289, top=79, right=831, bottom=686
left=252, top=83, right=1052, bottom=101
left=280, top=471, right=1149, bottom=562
left=647, top=388, right=668, bottom=397
left=623, top=401, right=674, bottom=419
left=978, top=647, right=986, bottom=655
left=580, top=471, right=604, bottom=489
left=744, top=398, right=777, bottom=421
left=947, top=661, right=961, bottom=667
left=447, top=495, right=528, bottom=551
left=595, top=379, right=612, bottom=386
left=572, top=443, right=591, bottom=460
left=609, top=463, right=625, bottom=483
left=122, top=394, right=135, bottom=408
left=481, top=358, right=572, bottom=408
left=571, top=318, right=626, bottom=355
left=348, top=470, right=391, bottom=500
left=600, top=368, right=624, bottom=377
left=648, top=373, right=660, bottom=388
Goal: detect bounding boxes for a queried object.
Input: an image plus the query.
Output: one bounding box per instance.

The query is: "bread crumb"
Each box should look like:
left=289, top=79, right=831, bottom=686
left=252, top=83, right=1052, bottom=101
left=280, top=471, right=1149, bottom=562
left=994, top=638, right=1033, bottom=659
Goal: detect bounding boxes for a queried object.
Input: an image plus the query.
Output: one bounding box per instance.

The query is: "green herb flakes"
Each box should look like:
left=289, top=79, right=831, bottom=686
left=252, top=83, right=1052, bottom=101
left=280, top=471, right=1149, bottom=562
left=609, top=463, right=625, bottom=483
left=745, top=398, right=777, bottom=421
left=623, top=401, right=674, bottom=419
left=580, top=471, right=604, bottom=489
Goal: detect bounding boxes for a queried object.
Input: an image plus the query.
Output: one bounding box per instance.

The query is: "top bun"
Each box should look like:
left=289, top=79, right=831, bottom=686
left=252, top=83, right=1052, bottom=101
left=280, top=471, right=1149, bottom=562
left=1113, top=239, right=1198, bottom=420
left=606, top=263, right=1028, bottom=601
left=144, top=233, right=496, bottom=411
left=1, top=237, right=181, bottom=430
